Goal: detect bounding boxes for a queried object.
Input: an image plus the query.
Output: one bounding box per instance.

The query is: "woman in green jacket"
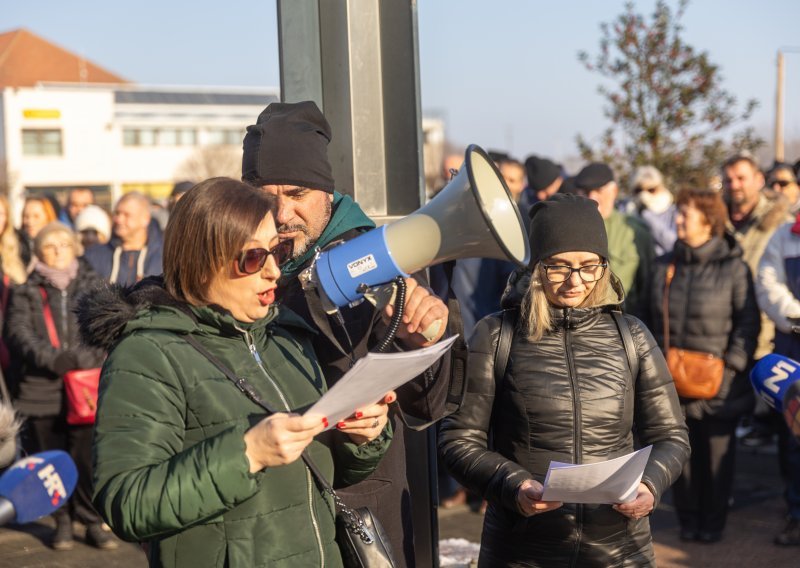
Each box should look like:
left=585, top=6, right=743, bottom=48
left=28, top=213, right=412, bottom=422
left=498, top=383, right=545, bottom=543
left=82, top=178, right=393, bottom=567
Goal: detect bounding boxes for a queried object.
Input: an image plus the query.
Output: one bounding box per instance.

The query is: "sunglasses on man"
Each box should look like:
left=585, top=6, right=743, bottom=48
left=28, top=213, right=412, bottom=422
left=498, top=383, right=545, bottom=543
left=771, top=179, right=795, bottom=188
left=237, top=240, right=294, bottom=274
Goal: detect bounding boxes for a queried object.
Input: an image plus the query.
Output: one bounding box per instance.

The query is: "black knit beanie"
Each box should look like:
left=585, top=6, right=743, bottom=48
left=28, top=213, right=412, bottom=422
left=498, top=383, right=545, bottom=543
left=527, top=193, right=608, bottom=266
left=525, top=156, right=561, bottom=191
left=241, top=101, right=336, bottom=193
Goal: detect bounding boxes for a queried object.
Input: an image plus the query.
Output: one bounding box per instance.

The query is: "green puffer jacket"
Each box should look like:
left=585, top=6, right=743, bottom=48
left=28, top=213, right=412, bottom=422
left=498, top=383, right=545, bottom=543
left=81, top=281, right=391, bottom=567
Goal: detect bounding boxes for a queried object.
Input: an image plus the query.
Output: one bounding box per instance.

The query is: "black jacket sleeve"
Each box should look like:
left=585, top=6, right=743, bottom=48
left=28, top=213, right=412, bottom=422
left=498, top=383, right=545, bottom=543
left=724, top=260, right=760, bottom=372
left=628, top=317, right=691, bottom=507
left=6, top=285, right=59, bottom=374
left=437, top=315, right=531, bottom=513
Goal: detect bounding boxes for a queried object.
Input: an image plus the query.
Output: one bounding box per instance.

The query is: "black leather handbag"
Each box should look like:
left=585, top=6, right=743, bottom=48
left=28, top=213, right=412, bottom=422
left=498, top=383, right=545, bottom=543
left=328, top=485, right=397, bottom=568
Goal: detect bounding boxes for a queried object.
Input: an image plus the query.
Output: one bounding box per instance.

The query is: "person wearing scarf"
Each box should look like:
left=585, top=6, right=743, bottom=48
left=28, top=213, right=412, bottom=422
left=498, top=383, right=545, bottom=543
left=5, top=221, right=113, bottom=551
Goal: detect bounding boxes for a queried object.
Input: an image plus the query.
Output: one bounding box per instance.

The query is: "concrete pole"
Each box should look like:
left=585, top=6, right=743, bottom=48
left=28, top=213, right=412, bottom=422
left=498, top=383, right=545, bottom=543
left=776, top=50, right=785, bottom=163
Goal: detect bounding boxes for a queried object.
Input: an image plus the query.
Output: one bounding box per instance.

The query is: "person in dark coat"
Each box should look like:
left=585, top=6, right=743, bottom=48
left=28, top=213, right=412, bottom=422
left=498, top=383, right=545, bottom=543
left=241, top=101, right=453, bottom=567
left=5, top=222, right=113, bottom=550
left=650, top=188, right=760, bottom=543
left=439, top=194, right=689, bottom=567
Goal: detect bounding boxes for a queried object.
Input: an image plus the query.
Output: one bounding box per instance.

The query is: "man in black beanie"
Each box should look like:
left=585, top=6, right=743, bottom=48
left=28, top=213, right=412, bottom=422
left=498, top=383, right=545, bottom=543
left=242, top=100, right=451, bottom=567
left=571, top=162, right=654, bottom=323
left=524, top=155, right=564, bottom=204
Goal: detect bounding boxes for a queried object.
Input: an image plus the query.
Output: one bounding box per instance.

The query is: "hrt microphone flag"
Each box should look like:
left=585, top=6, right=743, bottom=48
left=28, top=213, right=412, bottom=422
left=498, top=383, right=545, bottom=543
left=750, top=354, right=800, bottom=414
left=0, top=450, right=77, bottom=525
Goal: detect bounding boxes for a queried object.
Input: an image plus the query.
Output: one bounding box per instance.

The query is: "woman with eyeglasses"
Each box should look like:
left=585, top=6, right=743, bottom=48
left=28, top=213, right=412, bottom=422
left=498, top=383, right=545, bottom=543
left=5, top=221, right=111, bottom=550
left=439, top=194, right=689, bottom=567
left=650, top=188, right=760, bottom=544
left=83, top=178, right=392, bottom=567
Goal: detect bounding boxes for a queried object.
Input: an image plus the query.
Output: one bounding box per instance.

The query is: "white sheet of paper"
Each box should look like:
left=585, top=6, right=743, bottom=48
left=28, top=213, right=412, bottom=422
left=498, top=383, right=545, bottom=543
left=541, top=445, right=653, bottom=504
left=305, top=335, right=458, bottom=430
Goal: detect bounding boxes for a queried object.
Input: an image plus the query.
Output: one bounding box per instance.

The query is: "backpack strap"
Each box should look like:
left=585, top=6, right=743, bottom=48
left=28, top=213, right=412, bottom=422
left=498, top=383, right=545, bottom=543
left=494, top=308, right=518, bottom=385
left=611, top=310, right=639, bottom=380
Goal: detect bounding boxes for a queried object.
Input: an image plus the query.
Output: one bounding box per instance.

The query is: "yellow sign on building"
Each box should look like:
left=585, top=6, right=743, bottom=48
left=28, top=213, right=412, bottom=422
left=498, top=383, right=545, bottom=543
left=22, top=109, right=61, bottom=119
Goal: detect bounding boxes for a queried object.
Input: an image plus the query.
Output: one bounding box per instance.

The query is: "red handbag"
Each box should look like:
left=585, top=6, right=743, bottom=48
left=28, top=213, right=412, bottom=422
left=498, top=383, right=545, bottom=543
left=40, top=287, right=101, bottom=425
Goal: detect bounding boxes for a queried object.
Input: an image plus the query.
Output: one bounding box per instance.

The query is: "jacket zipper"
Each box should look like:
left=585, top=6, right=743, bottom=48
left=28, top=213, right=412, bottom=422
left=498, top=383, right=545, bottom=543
left=235, top=325, right=326, bottom=566
left=60, top=290, right=69, bottom=349
left=563, top=309, right=583, bottom=567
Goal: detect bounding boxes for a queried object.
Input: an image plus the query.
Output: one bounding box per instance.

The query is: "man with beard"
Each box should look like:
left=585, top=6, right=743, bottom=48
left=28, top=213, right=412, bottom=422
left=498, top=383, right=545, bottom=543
left=723, top=153, right=791, bottom=359
left=241, top=101, right=452, bottom=568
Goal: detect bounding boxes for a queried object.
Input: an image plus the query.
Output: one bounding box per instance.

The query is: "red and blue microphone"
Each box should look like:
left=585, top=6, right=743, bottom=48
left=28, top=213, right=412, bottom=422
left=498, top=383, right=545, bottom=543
left=0, top=450, right=78, bottom=525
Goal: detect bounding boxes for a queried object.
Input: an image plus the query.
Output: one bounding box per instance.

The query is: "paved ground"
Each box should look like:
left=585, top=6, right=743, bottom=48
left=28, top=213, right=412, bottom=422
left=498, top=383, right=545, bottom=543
left=1, top=440, right=798, bottom=567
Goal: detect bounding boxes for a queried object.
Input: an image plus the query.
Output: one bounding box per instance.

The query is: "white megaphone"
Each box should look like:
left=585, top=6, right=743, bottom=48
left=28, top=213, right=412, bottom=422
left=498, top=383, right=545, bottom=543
left=300, top=144, right=531, bottom=317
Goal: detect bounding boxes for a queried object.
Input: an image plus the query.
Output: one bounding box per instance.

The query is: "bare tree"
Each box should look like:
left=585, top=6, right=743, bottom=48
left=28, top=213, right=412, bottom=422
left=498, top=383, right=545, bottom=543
left=174, top=145, right=242, bottom=181
left=577, top=0, right=762, bottom=190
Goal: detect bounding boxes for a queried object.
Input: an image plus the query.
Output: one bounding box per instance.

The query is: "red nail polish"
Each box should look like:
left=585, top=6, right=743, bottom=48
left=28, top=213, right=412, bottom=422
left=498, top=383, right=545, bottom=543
left=322, top=417, right=329, bottom=427
left=355, top=412, right=363, bottom=419
left=337, top=422, right=347, bottom=429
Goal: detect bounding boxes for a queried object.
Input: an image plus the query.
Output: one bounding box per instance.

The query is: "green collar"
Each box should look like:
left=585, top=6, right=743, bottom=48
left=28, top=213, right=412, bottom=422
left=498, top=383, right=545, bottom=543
left=281, top=191, right=375, bottom=278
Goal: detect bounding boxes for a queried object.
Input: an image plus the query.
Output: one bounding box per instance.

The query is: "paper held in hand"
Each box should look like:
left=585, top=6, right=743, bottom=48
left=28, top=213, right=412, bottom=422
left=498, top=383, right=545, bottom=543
left=304, top=335, right=458, bottom=430
left=541, top=445, right=653, bottom=504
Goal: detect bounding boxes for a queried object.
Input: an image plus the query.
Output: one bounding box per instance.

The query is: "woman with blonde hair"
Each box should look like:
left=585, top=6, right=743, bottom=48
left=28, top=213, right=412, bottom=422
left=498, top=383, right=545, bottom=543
left=20, top=196, right=58, bottom=267
left=6, top=221, right=110, bottom=550
left=439, top=194, right=689, bottom=567
left=0, top=195, right=27, bottom=285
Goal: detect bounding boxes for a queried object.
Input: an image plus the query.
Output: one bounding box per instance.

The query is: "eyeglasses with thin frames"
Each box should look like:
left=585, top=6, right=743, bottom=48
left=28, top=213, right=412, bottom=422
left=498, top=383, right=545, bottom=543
left=541, top=263, right=607, bottom=283
left=236, top=240, right=294, bottom=275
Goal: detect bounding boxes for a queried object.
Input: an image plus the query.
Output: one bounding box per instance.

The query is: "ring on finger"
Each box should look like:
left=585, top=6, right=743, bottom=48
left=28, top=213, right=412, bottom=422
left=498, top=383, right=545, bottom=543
left=371, top=418, right=380, bottom=428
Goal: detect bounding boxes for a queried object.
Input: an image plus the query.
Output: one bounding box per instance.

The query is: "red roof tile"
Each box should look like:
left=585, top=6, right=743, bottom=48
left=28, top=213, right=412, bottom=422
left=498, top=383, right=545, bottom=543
left=0, top=28, right=128, bottom=88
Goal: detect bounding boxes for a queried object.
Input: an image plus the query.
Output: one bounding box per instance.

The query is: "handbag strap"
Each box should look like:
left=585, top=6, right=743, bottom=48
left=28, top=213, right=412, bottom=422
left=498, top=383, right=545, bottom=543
left=662, top=263, right=675, bottom=352
left=178, top=333, right=363, bottom=523
left=39, top=287, right=61, bottom=349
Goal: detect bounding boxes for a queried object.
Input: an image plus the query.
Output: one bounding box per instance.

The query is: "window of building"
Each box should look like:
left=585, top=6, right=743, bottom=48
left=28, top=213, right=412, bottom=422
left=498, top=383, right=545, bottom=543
left=207, top=128, right=242, bottom=146
left=160, top=128, right=197, bottom=146
left=123, top=128, right=157, bottom=146
left=22, top=129, right=63, bottom=156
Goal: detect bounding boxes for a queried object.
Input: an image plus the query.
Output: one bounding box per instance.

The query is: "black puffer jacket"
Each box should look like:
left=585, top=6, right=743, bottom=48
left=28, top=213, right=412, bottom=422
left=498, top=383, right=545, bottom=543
left=438, top=270, right=689, bottom=568
left=650, top=234, right=760, bottom=420
left=6, top=259, right=105, bottom=416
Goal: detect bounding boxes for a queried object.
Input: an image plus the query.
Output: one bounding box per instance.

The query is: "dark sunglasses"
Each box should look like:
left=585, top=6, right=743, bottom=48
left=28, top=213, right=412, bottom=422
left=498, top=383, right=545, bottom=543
left=634, top=185, right=658, bottom=194
left=236, top=240, right=294, bottom=274
left=771, top=179, right=794, bottom=188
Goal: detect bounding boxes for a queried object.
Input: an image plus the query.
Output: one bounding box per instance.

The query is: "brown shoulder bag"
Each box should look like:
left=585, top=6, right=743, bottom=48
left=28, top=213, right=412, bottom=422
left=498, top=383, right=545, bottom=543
left=663, top=264, right=725, bottom=399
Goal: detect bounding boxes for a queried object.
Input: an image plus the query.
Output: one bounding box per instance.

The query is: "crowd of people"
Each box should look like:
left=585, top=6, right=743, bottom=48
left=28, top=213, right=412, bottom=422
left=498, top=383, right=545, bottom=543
left=438, top=148, right=800, bottom=559
left=0, top=98, right=799, bottom=567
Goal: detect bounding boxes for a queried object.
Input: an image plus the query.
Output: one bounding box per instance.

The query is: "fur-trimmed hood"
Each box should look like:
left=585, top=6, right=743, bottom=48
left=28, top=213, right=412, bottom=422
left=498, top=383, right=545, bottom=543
left=76, top=276, right=189, bottom=351
left=77, top=276, right=313, bottom=352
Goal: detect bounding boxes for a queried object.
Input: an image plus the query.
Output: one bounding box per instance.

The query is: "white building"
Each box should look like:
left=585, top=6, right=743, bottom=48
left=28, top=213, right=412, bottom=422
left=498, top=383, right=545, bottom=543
left=0, top=83, right=277, bottom=218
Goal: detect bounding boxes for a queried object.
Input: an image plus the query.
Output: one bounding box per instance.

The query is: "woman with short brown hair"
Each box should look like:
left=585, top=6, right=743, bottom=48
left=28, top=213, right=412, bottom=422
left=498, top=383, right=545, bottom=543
left=651, top=188, right=760, bottom=543
left=86, top=178, right=393, bottom=567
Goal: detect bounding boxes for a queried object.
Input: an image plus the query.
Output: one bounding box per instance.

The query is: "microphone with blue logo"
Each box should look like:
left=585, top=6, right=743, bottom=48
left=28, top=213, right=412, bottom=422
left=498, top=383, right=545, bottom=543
left=750, top=354, right=800, bottom=440
left=0, top=450, right=78, bottom=525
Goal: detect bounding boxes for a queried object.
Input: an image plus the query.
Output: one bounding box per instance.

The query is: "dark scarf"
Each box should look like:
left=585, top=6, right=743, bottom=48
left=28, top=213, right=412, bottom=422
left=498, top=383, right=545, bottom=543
left=280, top=191, right=375, bottom=279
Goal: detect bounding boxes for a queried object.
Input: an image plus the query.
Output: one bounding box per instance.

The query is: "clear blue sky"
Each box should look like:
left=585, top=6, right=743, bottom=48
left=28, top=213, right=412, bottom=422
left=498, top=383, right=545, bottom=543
left=4, top=0, right=800, bottom=167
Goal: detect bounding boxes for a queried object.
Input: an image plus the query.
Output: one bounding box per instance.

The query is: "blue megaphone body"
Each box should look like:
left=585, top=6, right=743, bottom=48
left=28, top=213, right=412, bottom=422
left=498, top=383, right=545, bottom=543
left=306, top=144, right=531, bottom=308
